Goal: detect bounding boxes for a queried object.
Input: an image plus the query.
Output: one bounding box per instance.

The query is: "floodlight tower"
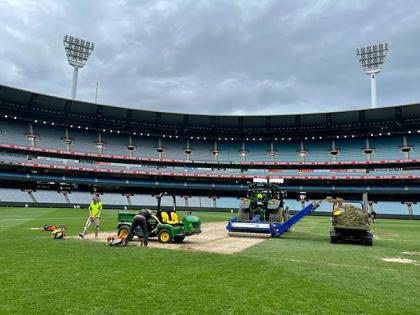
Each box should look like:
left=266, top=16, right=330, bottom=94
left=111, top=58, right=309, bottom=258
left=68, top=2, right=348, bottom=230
left=63, top=35, right=95, bottom=100
left=356, top=43, right=389, bottom=108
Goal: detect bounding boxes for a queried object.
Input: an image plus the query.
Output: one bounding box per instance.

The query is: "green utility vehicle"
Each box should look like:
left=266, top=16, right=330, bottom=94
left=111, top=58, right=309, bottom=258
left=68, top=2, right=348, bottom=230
left=238, top=182, right=289, bottom=223
left=330, top=198, right=373, bottom=246
left=117, top=194, right=201, bottom=243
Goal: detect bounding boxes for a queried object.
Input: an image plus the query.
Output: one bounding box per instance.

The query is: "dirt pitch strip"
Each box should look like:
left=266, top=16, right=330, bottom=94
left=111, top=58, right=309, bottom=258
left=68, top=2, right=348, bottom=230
left=73, top=222, right=266, bottom=254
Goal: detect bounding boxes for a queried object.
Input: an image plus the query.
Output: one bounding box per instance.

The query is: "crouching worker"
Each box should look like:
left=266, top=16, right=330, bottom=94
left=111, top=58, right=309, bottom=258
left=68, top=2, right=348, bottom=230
left=128, top=209, right=159, bottom=247
left=79, top=196, right=103, bottom=239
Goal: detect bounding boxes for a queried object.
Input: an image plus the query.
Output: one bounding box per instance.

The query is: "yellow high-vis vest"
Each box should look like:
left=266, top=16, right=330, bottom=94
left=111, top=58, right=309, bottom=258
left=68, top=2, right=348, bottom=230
left=89, top=202, right=103, bottom=218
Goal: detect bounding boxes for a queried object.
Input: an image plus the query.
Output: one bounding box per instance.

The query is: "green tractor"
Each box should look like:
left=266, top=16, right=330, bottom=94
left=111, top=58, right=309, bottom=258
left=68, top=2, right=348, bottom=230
left=238, top=182, right=289, bottom=224
left=117, top=193, right=201, bottom=243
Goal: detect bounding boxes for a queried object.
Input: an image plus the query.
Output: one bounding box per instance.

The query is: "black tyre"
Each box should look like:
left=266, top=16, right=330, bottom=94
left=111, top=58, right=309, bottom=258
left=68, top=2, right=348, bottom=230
left=158, top=229, right=172, bottom=243
left=238, top=208, right=250, bottom=222
left=330, top=230, right=339, bottom=244
left=282, top=210, right=291, bottom=231
left=174, top=235, right=185, bottom=243
left=118, top=225, right=132, bottom=241
left=364, top=237, right=373, bottom=246
left=330, top=236, right=339, bottom=244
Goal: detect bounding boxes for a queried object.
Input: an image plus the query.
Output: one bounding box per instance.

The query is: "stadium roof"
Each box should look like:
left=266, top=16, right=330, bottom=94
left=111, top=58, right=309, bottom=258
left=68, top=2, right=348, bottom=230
left=1, top=84, right=420, bottom=139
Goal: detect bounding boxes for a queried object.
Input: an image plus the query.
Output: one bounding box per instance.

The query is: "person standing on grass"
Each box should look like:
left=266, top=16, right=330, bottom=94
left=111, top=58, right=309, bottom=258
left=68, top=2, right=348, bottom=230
left=79, top=196, right=103, bottom=239
left=371, top=209, right=377, bottom=223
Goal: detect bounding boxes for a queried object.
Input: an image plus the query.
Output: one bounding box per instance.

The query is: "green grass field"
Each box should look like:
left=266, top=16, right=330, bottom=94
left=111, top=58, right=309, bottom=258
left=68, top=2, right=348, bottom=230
left=1, top=207, right=420, bottom=314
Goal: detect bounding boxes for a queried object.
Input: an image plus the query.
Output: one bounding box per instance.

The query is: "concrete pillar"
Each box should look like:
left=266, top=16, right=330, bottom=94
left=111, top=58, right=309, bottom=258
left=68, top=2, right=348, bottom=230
left=406, top=202, right=414, bottom=217
left=184, top=196, right=189, bottom=208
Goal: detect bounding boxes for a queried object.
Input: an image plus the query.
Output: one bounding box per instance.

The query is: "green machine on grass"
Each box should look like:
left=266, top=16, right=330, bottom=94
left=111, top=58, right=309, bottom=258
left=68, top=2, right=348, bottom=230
left=117, top=193, right=201, bottom=243
left=329, top=194, right=373, bottom=246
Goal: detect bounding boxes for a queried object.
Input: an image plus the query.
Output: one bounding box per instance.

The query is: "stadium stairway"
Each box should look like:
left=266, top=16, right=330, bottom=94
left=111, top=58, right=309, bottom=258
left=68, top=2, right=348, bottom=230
left=126, top=194, right=132, bottom=206
left=62, top=192, right=71, bottom=204
left=27, top=190, right=37, bottom=203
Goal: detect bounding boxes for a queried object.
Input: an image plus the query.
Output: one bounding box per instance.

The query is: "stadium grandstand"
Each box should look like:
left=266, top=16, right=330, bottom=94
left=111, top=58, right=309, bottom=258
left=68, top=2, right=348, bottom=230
left=0, top=84, right=419, bottom=217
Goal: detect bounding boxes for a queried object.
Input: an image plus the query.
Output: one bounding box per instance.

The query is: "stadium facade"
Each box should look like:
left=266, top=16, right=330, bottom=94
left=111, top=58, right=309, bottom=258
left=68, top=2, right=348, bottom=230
left=0, top=85, right=419, bottom=213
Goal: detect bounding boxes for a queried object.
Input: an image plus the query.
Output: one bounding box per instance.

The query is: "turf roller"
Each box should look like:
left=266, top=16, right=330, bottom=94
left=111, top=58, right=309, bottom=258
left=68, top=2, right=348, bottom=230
left=227, top=201, right=321, bottom=238
left=227, top=222, right=274, bottom=237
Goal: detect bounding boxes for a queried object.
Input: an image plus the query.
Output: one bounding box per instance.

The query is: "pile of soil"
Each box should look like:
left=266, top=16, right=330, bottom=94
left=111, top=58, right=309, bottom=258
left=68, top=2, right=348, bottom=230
left=327, top=197, right=370, bottom=229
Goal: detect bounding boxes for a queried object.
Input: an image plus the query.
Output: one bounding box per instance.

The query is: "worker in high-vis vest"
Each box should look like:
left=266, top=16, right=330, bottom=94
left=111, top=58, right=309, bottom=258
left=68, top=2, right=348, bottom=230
left=79, top=196, right=103, bottom=239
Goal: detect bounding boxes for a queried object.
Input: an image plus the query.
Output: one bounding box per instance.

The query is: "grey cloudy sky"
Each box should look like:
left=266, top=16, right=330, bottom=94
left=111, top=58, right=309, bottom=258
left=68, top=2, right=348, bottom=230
left=0, top=0, right=420, bottom=115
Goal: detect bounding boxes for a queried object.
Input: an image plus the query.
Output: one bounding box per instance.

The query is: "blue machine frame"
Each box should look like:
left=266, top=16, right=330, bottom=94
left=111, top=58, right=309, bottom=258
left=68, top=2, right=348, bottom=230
left=226, top=201, right=321, bottom=238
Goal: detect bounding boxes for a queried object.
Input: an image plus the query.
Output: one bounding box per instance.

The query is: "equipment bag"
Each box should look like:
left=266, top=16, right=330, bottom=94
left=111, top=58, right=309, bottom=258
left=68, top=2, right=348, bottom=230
left=106, top=235, right=127, bottom=246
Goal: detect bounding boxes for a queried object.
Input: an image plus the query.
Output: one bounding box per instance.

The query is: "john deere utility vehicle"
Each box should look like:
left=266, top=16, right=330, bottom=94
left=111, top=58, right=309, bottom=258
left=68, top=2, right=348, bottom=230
left=117, top=193, right=201, bottom=243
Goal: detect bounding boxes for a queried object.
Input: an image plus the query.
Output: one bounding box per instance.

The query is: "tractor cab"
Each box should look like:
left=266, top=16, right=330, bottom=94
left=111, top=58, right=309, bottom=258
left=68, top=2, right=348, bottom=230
left=238, top=181, right=288, bottom=223
left=246, top=183, right=286, bottom=207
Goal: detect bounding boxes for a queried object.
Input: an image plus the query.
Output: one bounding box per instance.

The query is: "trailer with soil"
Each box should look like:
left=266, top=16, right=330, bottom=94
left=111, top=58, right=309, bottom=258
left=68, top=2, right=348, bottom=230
left=329, top=196, right=373, bottom=246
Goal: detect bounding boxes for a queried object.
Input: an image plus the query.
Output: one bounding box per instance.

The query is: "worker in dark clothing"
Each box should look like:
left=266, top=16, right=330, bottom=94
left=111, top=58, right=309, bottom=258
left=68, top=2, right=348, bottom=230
left=370, top=209, right=377, bottom=223
left=128, top=209, right=158, bottom=247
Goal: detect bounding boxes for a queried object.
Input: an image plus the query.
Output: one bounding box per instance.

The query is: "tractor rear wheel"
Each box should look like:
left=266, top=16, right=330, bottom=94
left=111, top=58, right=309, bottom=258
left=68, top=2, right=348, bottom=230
left=238, top=208, right=250, bottom=222
left=158, top=229, right=172, bottom=243
left=118, top=225, right=132, bottom=241
left=268, top=210, right=281, bottom=223
left=174, top=235, right=185, bottom=243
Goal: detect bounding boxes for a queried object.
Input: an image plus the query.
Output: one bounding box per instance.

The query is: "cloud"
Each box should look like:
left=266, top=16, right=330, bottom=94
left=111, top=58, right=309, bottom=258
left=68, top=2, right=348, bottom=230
left=0, top=0, right=420, bottom=115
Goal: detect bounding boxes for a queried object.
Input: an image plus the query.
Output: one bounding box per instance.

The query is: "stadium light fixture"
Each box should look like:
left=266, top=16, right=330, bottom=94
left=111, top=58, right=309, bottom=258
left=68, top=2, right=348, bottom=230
left=356, top=43, right=389, bottom=109
left=63, top=35, right=95, bottom=100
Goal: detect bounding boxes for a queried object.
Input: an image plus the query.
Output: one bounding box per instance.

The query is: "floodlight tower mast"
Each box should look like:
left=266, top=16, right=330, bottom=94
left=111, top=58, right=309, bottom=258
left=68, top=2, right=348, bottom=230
left=356, top=43, right=389, bottom=109
left=63, top=35, right=95, bottom=100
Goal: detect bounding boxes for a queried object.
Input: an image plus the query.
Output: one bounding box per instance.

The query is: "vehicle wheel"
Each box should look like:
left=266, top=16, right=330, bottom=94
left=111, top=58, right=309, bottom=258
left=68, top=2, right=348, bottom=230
left=269, top=210, right=281, bottom=223
left=238, top=208, right=250, bottom=222
left=118, top=225, right=132, bottom=241
left=174, top=235, right=185, bottom=243
left=364, top=237, right=373, bottom=246
left=330, top=230, right=339, bottom=244
left=158, top=229, right=172, bottom=243
left=282, top=210, right=291, bottom=231
left=330, top=236, right=339, bottom=244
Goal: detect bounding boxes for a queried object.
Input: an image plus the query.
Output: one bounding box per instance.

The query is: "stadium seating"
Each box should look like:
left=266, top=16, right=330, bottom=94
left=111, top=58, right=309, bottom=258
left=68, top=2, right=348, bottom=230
left=0, top=118, right=417, bottom=163
left=0, top=187, right=416, bottom=215
left=0, top=120, right=31, bottom=147
left=0, top=188, right=33, bottom=202
left=97, top=192, right=127, bottom=205
left=34, top=190, right=65, bottom=203
left=101, top=134, right=130, bottom=156
left=2, top=152, right=420, bottom=178
left=335, top=139, right=367, bottom=161
left=32, top=125, right=65, bottom=150
left=69, top=129, right=99, bottom=153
